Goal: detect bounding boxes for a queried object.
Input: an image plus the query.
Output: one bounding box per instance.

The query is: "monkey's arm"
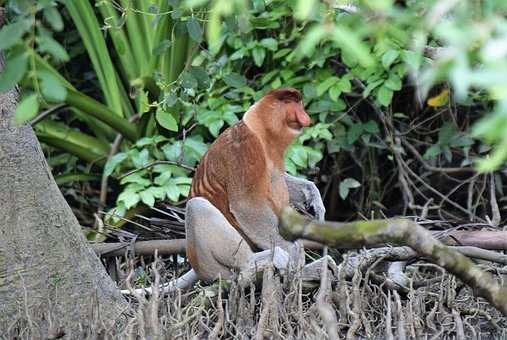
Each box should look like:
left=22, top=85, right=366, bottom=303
left=284, top=174, right=325, bottom=221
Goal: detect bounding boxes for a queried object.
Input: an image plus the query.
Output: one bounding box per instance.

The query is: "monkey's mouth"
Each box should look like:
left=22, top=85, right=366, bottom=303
left=287, top=121, right=303, bottom=134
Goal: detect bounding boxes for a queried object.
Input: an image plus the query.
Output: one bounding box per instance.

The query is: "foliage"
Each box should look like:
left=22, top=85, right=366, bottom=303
left=2, top=0, right=507, bottom=226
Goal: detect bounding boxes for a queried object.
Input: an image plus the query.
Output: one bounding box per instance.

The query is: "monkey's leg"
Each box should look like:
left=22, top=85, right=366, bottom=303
left=186, top=197, right=254, bottom=281
left=186, top=197, right=292, bottom=283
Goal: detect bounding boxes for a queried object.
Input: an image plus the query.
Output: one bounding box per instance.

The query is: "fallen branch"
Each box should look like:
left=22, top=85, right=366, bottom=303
left=90, top=239, right=186, bottom=257
left=280, top=208, right=507, bottom=316
left=441, top=230, right=507, bottom=250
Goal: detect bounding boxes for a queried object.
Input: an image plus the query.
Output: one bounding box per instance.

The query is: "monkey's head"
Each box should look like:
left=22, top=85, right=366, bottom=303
left=245, top=88, right=311, bottom=146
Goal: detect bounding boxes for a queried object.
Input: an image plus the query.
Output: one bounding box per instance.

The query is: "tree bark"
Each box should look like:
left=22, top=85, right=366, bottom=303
left=0, top=9, right=126, bottom=335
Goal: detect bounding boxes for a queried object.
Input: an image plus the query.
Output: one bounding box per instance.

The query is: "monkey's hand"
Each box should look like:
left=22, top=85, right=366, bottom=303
left=284, top=174, right=325, bottom=221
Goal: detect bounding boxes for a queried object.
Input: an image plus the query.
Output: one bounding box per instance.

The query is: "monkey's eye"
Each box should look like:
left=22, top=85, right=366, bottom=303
left=283, top=99, right=292, bottom=104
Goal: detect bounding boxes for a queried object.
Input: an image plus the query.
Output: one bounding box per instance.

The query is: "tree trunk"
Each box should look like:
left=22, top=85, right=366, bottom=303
left=0, top=9, right=126, bottom=336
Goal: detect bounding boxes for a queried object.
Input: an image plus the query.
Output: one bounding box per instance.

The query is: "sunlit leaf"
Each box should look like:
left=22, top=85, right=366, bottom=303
left=156, top=108, right=178, bottom=132
left=382, top=49, right=399, bottom=69
left=339, top=178, right=361, bottom=200
left=15, top=93, right=39, bottom=124
left=104, top=152, right=128, bottom=177
left=427, top=89, right=449, bottom=107
left=260, top=38, right=278, bottom=51
left=252, top=46, right=266, bottom=67
left=295, top=0, right=316, bottom=20
left=377, top=85, right=393, bottom=106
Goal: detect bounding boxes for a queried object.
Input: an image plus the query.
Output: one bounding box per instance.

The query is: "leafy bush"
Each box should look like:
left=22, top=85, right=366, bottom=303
left=2, top=0, right=507, bottom=225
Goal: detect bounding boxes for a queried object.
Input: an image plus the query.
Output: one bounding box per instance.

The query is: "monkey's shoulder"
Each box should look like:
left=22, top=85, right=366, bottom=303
left=208, top=121, right=267, bottom=164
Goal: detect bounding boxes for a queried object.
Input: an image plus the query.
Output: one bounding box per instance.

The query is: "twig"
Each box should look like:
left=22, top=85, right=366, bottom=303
left=489, top=174, right=501, bottom=227
left=29, top=104, right=66, bottom=126
left=118, top=160, right=195, bottom=180
left=99, top=113, right=140, bottom=207
left=401, top=138, right=475, bottom=173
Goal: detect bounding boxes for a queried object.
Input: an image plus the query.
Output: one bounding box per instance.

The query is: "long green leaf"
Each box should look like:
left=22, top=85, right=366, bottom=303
left=64, top=0, right=126, bottom=116
left=31, top=52, right=116, bottom=140
left=37, top=135, right=105, bottom=165
left=96, top=1, right=139, bottom=80
left=36, top=120, right=110, bottom=156
left=55, top=173, right=101, bottom=185
left=65, top=89, right=139, bottom=141
left=119, top=0, right=149, bottom=76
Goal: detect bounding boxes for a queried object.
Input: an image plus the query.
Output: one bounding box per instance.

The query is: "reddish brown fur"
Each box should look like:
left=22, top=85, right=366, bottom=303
left=188, top=88, right=309, bottom=262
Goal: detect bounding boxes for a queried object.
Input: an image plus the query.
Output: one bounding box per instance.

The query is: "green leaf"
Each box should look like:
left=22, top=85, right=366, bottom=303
left=186, top=16, right=203, bottom=43
left=0, top=50, right=28, bottom=92
left=43, top=6, right=64, bottom=31
left=15, top=93, right=39, bottom=124
left=152, top=39, right=172, bottom=55
left=130, top=149, right=150, bottom=168
left=118, top=191, right=140, bottom=209
left=209, top=119, right=224, bottom=137
left=185, top=137, right=208, bottom=157
left=382, top=49, right=399, bottom=69
left=298, top=25, right=325, bottom=57
left=137, top=91, right=150, bottom=116
left=166, top=182, right=180, bottom=202
left=438, top=121, right=458, bottom=146
left=363, top=79, right=383, bottom=98
left=402, top=50, right=422, bottom=70
left=260, top=38, right=278, bottom=51
left=385, top=74, right=402, bottom=91
left=189, top=66, right=211, bottom=88
left=295, top=0, right=316, bottom=20
left=0, top=20, right=31, bottom=51
left=252, top=46, right=266, bottom=67
left=223, top=73, right=247, bottom=88
left=377, top=85, right=393, bottom=106
left=316, top=76, right=339, bottom=96
left=156, top=108, right=178, bottom=131
left=37, top=34, right=70, bottom=62
left=180, top=71, right=198, bottom=89
left=140, top=190, right=155, bottom=207
left=39, top=71, right=67, bottom=102
left=332, top=25, right=374, bottom=67
left=363, top=120, right=379, bottom=134
left=337, top=76, right=352, bottom=93
left=347, top=123, right=363, bottom=144
left=339, top=177, right=361, bottom=200
left=120, top=173, right=151, bottom=186
left=148, top=186, right=166, bottom=199
left=423, top=145, right=441, bottom=160
left=104, top=152, right=128, bottom=177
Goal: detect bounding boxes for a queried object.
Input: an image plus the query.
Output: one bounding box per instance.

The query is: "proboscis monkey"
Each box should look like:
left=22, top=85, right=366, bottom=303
left=185, top=88, right=325, bottom=282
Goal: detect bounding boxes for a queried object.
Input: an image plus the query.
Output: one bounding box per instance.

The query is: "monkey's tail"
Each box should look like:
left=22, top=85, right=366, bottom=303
left=121, top=269, right=198, bottom=296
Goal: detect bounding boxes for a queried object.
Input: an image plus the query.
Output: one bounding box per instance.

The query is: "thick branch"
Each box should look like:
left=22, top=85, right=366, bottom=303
left=280, top=208, right=507, bottom=316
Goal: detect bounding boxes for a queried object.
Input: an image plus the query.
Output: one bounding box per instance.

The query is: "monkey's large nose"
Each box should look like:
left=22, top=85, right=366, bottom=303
left=297, top=110, right=311, bottom=127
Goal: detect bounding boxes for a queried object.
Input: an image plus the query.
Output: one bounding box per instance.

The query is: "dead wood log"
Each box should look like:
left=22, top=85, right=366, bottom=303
left=280, top=208, right=507, bottom=316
